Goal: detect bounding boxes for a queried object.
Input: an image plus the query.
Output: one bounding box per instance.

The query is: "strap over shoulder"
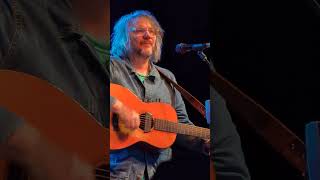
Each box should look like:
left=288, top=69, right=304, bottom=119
left=155, top=67, right=206, bottom=118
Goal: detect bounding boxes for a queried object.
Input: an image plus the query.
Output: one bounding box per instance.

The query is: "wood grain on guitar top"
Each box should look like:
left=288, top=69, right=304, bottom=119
left=0, top=70, right=108, bottom=179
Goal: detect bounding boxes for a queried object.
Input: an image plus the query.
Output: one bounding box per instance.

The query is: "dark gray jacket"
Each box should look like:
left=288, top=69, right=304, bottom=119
left=0, top=0, right=108, bottom=142
left=211, top=84, right=251, bottom=180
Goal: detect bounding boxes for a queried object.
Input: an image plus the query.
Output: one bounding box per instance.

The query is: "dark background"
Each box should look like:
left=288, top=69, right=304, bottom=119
left=111, top=0, right=320, bottom=179
left=212, top=0, right=320, bottom=179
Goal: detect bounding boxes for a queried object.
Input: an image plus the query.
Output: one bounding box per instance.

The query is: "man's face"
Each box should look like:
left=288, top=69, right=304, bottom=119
left=128, top=17, right=157, bottom=59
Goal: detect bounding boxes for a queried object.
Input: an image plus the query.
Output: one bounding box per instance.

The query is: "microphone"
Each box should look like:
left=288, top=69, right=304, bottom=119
left=175, top=43, right=210, bottom=54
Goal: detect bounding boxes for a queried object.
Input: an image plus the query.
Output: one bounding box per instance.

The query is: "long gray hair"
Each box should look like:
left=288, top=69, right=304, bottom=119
left=111, top=10, right=164, bottom=63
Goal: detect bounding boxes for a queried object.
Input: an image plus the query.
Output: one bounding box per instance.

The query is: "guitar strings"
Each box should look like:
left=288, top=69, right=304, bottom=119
left=95, top=167, right=110, bottom=179
left=96, top=168, right=109, bottom=173
left=95, top=174, right=110, bottom=179
left=139, top=114, right=146, bottom=128
left=153, top=118, right=210, bottom=138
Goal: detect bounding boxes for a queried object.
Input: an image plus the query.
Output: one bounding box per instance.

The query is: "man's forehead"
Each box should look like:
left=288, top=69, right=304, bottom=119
left=130, top=17, right=155, bottom=27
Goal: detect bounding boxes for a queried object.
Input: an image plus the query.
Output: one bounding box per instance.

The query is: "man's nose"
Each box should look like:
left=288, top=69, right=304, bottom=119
left=143, top=31, right=152, bottom=38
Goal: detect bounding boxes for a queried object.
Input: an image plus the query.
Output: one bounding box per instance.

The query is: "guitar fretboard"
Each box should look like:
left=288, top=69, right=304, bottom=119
left=154, top=119, right=210, bottom=139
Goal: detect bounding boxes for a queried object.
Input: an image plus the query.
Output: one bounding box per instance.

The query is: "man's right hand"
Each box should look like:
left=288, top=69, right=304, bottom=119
left=4, top=124, right=94, bottom=180
left=111, top=98, right=140, bottom=131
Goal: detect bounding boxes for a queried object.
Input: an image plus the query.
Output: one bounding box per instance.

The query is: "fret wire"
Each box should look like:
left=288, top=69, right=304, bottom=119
left=95, top=174, right=110, bottom=179
left=96, top=168, right=110, bottom=173
left=153, top=118, right=209, bottom=138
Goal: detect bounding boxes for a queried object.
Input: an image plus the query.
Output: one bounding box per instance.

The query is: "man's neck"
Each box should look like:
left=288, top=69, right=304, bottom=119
left=71, top=1, right=109, bottom=40
left=129, top=55, right=150, bottom=76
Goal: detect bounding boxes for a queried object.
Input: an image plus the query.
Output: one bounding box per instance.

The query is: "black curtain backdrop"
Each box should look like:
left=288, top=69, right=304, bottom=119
left=111, top=0, right=320, bottom=179
left=212, top=0, right=320, bottom=179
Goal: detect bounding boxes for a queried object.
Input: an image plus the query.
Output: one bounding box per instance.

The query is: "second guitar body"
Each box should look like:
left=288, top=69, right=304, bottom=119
left=0, top=70, right=108, bottom=180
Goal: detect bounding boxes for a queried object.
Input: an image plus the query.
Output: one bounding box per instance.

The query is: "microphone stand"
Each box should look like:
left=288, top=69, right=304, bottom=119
left=196, top=50, right=306, bottom=177
left=197, top=51, right=211, bottom=67
left=196, top=50, right=215, bottom=180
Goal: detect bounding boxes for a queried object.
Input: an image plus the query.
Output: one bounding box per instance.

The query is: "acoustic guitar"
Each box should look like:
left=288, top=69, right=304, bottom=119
left=110, top=83, right=210, bottom=150
left=0, top=70, right=108, bottom=179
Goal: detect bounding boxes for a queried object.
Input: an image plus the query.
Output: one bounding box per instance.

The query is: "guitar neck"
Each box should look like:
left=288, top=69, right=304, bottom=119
left=154, top=119, right=210, bottom=139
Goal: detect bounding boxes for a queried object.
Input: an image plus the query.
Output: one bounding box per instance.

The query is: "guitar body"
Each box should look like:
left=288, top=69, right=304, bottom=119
left=110, top=83, right=178, bottom=150
left=0, top=70, right=108, bottom=179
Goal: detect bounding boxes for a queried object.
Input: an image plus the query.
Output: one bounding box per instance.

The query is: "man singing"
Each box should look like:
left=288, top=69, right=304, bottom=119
left=110, top=10, right=209, bottom=180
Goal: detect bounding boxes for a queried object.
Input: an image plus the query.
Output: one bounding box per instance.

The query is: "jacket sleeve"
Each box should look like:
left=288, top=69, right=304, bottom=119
left=0, top=107, right=24, bottom=145
left=0, top=1, right=25, bottom=145
left=211, top=85, right=251, bottom=180
left=0, top=0, right=15, bottom=61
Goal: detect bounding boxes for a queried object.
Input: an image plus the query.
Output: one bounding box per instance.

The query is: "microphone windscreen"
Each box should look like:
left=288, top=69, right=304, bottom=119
left=175, top=43, right=188, bottom=54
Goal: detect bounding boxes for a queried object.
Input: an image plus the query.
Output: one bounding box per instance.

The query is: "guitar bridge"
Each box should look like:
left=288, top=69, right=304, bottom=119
left=140, top=112, right=153, bottom=133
